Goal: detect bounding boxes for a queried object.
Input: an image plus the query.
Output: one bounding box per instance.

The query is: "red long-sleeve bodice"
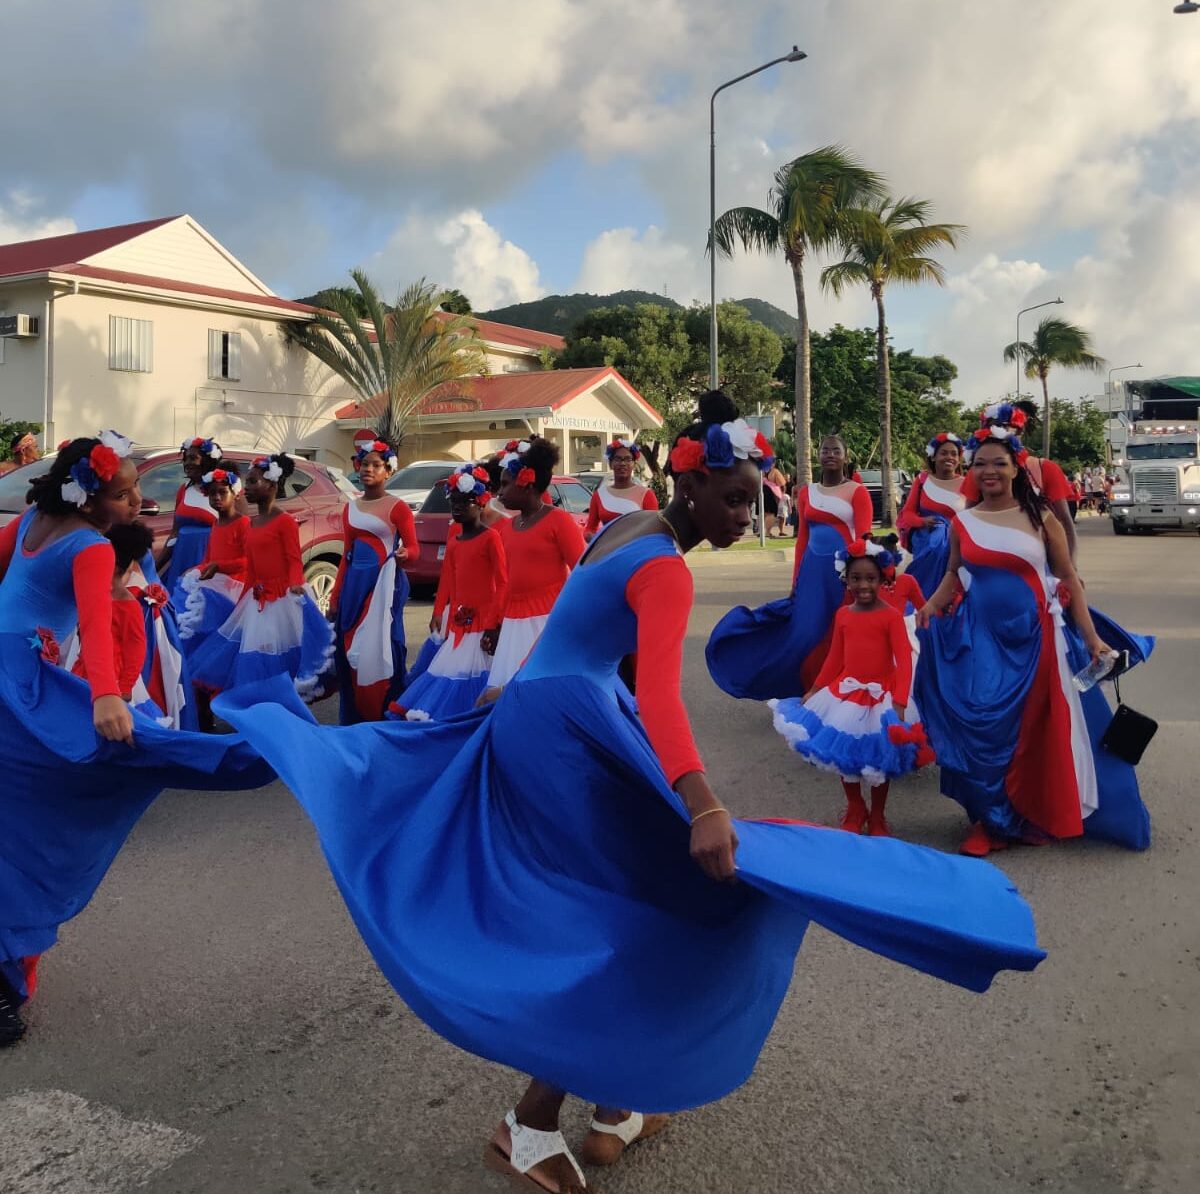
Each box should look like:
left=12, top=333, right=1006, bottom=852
left=201, top=515, right=250, bottom=582
left=497, top=508, right=585, bottom=619
left=246, top=513, right=304, bottom=601
left=433, top=526, right=509, bottom=640
left=812, top=604, right=913, bottom=707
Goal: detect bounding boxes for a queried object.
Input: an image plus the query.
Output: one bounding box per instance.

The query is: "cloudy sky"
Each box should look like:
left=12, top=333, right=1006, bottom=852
left=4, top=0, right=1199, bottom=403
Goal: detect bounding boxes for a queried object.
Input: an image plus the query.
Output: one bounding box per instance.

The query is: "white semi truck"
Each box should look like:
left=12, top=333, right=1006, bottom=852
left=1109, top=380, right=1200, bottom=535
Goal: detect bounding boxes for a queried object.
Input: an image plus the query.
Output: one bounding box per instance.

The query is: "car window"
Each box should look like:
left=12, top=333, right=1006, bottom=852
left=0, top=461, right=47, bottom=509
left=325, top=465, right=361, bottom=499
left=552, top=481, right=592, bottom=514
left=388, top=463, right=455, bottom=491
left=138, top=461, right=187, bottom=510
left=418, top=484, right=451, bottom=514
left=283, top=469, right=314, bottom=499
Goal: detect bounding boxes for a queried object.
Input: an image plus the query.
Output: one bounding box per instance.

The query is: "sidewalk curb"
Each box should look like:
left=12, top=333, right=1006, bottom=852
left=685, top=548, right=790, bottom=567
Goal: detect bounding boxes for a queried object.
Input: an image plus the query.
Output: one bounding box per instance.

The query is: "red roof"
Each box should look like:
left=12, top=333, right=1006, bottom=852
left=434, top=310, right=564, bottom=352
left=61, top=264, right=315, bottom=314
left=335, top=366, right=662, bottom=425
left=0, top=216, right=176, bottom=279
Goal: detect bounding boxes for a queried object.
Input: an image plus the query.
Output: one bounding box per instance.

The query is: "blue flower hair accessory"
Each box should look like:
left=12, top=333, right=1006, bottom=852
left=352, top=437, right=398, bottom=472
left=181, top=436, right=222, bottom=461
left=604, top=437, right=641, bottom=461
left=963, top=425, right=1026, bottom=466
left=670, top=418, right=774, bottom=474
left=925, top=431, right=965, bottom=460
left=443, top=462, right=491, bottom=506
left=834, top=538, right=900, bottom=577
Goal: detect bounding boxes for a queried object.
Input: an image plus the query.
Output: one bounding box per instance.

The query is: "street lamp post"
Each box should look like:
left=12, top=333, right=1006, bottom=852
left=1014, top=297, right=1064, bottom=455
left=1107, top=362, right=1143, bottom=420
left=709, top=47, right=806, bottom=390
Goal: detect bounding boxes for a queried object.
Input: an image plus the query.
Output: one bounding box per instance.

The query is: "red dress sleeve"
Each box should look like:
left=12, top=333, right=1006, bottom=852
left=641, top=487, right=660, bottom=512
left=111, top=599, right=148, bottom=697
left=552, top=510, right=586, bottom=569
left=278, top=515, right=304, bottom=588
left=585, top=490, right=602, bottom=535
left=896, top=474, right=926, bottom=541
left=391, top=498, right=419, bottom=560
left=625, top=555, right=704, bottom=786
left=887, top=609, right=913, bottom=706
left=1039, top=459, right=1072, bottom=504
left=961, top=470, right=979, bottom=503
left=73, top=542, right=121, bottom=700
left=810, top=613, right=847, bottom=694
left=0, top=516, right=19, bottom=579
left=330, top=507, right=352, bottom=609
left=851, top=484, right=873, bottom=538
left=482, top=530, right=509, bottom=630
left=791, top=488, right=810, bottom=587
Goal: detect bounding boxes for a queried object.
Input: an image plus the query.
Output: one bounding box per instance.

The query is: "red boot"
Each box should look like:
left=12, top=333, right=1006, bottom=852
left=839, top=781, right=868, bottom=833
left=867, top=783, right=892, bottom=837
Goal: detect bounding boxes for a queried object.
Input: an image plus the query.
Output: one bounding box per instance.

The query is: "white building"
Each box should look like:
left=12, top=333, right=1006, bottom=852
left=0, top=215, right=660, bottom=469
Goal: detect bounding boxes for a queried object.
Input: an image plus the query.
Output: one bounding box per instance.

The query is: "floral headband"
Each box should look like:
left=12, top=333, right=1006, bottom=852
left=834, top=538, right=900, bottom=577
left=181, top=436, right=222, bottom=461
left=62, top=430, right=134, bottom=508
left=668, top=419, right=774, bottom=475
left=979, top=402, right=1028, bottom=432
left=13, top=432, right=37, bottom=455
left=444, top=462, right=491, bottom=505
left=499, top=439, right=537, bottom=488
left=202, top=467, right=242, bottom=493
left=252, top=455, right=284, bottom=483
left=353, top=437, right=398, bottom=472
left=925, top=431, right=965, bottom=460
left=963, top=425, right=1026, bottom=466
left=605, top=437, right=641, bottom=461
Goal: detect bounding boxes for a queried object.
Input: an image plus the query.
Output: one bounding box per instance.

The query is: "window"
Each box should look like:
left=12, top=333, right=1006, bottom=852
left=0, top=307, right=5, bottom=365
left=208, top=329, right=242, bottom=381
left=283, top=468, right=313, bottom=499
left=551, top=481, right=592, bottom=514
left=137, top=462, right=187, bottom=511
left=109, top=315, right=153, bottom=372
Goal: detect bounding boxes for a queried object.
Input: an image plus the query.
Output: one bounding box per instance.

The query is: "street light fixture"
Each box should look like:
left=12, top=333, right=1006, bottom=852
left=1107, top=362, right=1142, bottom=420
left=709, top=46, right=807, bottom=389
left=1014, top=295, right=1064, bottom=398
left=1174, top=3, right=1199, bottom=14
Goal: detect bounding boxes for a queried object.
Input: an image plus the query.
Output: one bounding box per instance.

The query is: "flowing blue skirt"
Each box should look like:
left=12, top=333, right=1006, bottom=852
left=334, top=550, right=409, bottom=725
left=706, top=523, right=846, bottom=700
left=215, top=672, right=1044, bottom=1112
left=905, top=518, right=951, bottom=602
left=0, top=633, right=274, bottom=968
left=162, top=521, right=211, bottom=591
left=404, top=633, right=442, bottom=688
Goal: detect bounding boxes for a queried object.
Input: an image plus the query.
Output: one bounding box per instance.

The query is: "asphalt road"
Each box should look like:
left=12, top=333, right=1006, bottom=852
left=2, top=516, right=1197, bottom=1194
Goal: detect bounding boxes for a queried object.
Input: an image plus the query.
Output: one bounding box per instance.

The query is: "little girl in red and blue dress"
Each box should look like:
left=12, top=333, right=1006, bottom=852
left=188, top=453, right=333, bottom=701
left=771, top=540, right=935, bottom=838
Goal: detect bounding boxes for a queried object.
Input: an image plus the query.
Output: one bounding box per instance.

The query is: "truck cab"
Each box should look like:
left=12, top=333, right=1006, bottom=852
left=1110, top=423, right=1200, bottom=534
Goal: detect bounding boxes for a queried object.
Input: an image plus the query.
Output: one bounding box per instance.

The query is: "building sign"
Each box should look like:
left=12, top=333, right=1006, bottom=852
left=544, top=414, right=635, bottom=434
left=423, top=397, right=483, bottom=415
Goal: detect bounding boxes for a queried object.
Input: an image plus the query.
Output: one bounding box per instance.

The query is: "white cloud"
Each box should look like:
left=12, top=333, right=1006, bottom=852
left=368, top=209, right=543, bottom=311
left=574, top=226, right=696, bottom=298
left=0, top=192, right=75, bottom=245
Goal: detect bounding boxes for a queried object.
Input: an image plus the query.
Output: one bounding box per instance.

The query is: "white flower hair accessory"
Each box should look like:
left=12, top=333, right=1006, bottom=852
left=97, top=429, right=134, bottom=458
left=834, top=539, right=892, bottom=577
left=61, top=479, right=89, bottom=507
left=253, top=456, right=284, bottom=483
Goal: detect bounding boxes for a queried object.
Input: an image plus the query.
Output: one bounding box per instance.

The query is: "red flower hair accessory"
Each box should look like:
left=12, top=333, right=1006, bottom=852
left=88, top=444, right=121, bottom=483
left=668, top=438, right=707, bottom=474
left=516, top=466, right=536, bottom=487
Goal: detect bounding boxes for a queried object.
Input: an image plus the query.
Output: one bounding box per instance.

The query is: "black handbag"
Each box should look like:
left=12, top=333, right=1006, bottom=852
left=1099, top=673, right=1158, bottom=765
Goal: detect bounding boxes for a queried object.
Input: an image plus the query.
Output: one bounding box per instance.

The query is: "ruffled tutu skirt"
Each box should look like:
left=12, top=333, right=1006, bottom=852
left=215, top=671, right=1043, bottom=1112
left=487, top=614, right=549, bottom=687
left=387, top=631, right=490, bottom=721
left=770, top=680, right=930, bottom=785
left=403, top=633, right=443, bottom=689
left=177, top=570, right=245, bottom=648
left=188, top=588, right=334, bottom=701
left=0, top=634, right=273, bottom=968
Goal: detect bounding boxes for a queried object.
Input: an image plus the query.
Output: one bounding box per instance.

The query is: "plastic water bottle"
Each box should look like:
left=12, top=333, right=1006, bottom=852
left=1072, top=651, right=1119, bottom=693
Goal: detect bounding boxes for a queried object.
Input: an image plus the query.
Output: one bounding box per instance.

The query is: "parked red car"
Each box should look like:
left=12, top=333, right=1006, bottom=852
left=405, top=473, right=593, bottom=589
left=0, top=449, right=358, bottom=612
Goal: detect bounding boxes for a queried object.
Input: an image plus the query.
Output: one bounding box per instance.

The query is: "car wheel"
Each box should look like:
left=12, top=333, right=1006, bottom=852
left=305, top=558, right=340, bottom=615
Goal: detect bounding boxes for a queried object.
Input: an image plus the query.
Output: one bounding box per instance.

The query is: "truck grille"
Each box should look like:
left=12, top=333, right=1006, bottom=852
left=1132, top=469, right=1180, bottom=503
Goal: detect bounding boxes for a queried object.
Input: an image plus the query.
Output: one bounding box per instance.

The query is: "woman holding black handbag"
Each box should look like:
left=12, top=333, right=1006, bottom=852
left=916, top=427, right=1154, bottom=857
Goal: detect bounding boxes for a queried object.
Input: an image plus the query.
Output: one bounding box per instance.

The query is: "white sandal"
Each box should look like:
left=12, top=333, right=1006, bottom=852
left=483, top=1110, right=588, bottom=1192
left=580, top=1111, right=670, bottom=1166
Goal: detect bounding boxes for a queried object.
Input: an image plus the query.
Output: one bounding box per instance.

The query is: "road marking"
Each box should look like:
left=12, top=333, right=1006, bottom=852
left=0, top=1090, right=199, bottom=1194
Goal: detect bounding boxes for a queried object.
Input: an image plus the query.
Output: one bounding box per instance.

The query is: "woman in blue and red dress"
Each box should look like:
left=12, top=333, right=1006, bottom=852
left=0, top=435, right=270, bottom=1046
left=158, top=436, right=224, bottom=590
left=584, top=437, right=658, bottom=540
left=896, top=432, right=966, bottom=600
left=916, top=426, right=1153, bottom=857
left=214, top=392, right=1044, bottom=1192
left=707, top=433, right=873, bottom=700
left=329, top=438, right=418, bottom=723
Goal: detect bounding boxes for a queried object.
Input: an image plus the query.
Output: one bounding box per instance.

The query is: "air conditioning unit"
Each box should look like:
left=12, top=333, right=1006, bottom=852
left=0, top=313, right=39, bottom=338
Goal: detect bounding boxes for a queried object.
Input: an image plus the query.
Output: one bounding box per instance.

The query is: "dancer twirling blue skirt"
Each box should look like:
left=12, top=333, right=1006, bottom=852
left=0, top=435, right=273, bottom=1046
left=916, top=427, right=1152, bottom=857
left=216, top=393, right=1044, bottom=1192
left=706, top=433, right=873, bottom=700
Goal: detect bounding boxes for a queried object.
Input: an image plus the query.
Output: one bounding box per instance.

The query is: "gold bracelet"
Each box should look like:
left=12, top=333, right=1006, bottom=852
left=690, top=806, right=730, bottom=826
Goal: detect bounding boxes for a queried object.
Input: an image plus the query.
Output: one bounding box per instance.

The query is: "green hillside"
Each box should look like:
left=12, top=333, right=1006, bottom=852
left=480, top=292, right=796, bottom=339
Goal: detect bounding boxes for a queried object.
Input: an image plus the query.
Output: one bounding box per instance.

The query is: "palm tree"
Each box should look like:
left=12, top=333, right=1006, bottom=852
left=286, top=272, right=490, bottom=449
left=821, top=197, right=964, bottom=523
left=1003, top=317, right=1106, bottom=457
left=711, top=146, right=886, bottom=482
